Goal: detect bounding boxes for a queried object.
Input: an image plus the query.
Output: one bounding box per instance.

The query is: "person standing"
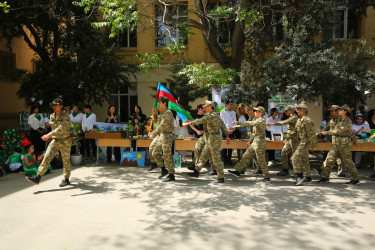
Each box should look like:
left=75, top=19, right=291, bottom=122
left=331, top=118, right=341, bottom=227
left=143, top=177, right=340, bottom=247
left=70, top=104, right=84, bottom=155
left=220, top=100, right=236, bottom=164
left=235, top=103, right=249, bottom=162
left=28, top=105, right=45, bottom=156
left=105, top=105, right=121, bottom=163
left=149, top=97, right=175, bottom=182
left=267, top=105, right=299, bottom=176
left=319, top=105, right=360, bottom=184
left=26, top=98, right=72, bottom=187
left=292, top=104, right=317, bottom=186
left=183, top=100, right=230, bottom=184
left=265, top=108, right=281, bottom=166
left=228, top=106, right=270, bottom=183
left=82, top=104, right=97, bottom=161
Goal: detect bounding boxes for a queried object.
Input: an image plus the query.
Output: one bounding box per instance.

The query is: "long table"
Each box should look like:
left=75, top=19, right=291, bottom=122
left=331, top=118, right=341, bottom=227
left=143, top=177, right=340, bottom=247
left=85, top=133, right=375, bottom=163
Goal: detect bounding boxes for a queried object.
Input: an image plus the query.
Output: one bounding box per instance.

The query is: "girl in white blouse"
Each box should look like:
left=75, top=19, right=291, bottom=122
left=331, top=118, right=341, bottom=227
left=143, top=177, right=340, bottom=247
left=28, top=105, right=45, bottom=156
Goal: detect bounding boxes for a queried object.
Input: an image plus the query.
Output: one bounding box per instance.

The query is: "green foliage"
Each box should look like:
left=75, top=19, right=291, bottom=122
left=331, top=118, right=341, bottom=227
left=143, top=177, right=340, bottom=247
left=0, top=1, right=10, bottom=13
left=0, top=0, right=136, bottom=109
left=236, top=9, right=262, bottom=28
left=178, top=63, right=238, bottom=88
left=136, top=53, right=164, bottom=72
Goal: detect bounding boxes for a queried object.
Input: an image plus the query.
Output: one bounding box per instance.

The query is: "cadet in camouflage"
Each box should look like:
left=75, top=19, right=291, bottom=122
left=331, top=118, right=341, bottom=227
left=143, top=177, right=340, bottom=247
left=184, top=100, right=230, bottom=184
left=319, top=105, right=359, bottom=184
left=268, top=105, right=299, bottom=176
left=292, top=104, right=317, bottom=186
left=149, top=97, right=176, bottom=182
left=25, top=98, right=72, bottom=187
left=228, top=106, right=270, bottom=182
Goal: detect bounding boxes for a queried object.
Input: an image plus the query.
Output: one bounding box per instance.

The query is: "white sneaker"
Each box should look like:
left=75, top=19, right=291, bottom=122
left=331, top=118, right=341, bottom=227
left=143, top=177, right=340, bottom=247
left=267, top=161, right=274, bottom=167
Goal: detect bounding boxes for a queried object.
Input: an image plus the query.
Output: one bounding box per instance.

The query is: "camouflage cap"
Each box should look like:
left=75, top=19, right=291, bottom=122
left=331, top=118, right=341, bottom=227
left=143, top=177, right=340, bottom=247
left=247, top=104, right=254, bottom=110
left=202, top=100, right=215, bottom=108
left=158, top=96, right=169, bottom=103
left=254, top=106, right=266, bottom=114
left=50, top=98, right=63, bottom=106
left=339, top=104, right=351, bottom=112
left=296, top=103, right=307, bottom=110
left=285, top=105, right=295, bottom=111
left=328, top=105, right=340, bottom=111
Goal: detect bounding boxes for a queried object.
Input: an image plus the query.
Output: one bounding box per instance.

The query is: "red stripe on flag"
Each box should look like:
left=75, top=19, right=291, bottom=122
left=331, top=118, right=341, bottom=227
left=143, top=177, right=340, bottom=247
left=157, top=90, right=178, bottom=105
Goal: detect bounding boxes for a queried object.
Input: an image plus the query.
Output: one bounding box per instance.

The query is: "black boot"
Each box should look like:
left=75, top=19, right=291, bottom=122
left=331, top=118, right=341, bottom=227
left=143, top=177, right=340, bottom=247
left=162, top=174, right=175, bottom=182
left=295, top=173, right=303, bottom=186
left=25, top=175, right=41, bottom=185
left=317, top=178, right=329, bottom=183
left=212, top=178, right=224, bottom=184
left=158, top=167, right=168, bottom=179
left=187, top=165, right=195, bottom=171
left=59, top=178, right=71, bottom=187
left=228, top=170, right=241, bottom=177
left=206, top=170, right=217, bottom=175
left=277, top=169, right=289, bottom=176
left=148, top=162, right=158, bottom=171
left=187, top=169, right=199, bottom=177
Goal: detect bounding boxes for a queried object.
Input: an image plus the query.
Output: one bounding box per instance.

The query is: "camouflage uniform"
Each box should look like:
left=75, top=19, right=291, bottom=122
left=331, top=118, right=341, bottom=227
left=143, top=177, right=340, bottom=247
left=38, top=111, right=72, bottom=179
left=151, top=109, right=175, bottom=174
left=234, top=115, right=269, bottom=178
left=274, top=113, right=299, bottom=170
left=320, top=116, right=359, bottom=181
left=193, top=120, right=214, bottom=169
left=246, top=115, right=260, bottom=171
left=190, top=112, right=228, bottom=178
left=291, top=115, right=317, bottom=177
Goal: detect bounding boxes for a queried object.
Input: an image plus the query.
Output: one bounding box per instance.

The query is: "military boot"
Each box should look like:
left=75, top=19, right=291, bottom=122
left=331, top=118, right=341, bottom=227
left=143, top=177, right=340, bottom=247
left=59, top=178, right=71, bottom=187
left=211, top=178, right=224, bottom=184
left=228, top=170, right=241, bottom=177
left=206, top=170, right=217, bottom=175
left=295, top=173, right=303, bottom=186
left=277, top=169, right=289, bottom=176
left=187, top=169, right=199, bottom=177
left=148, top=162, right=158, bottom=171
left=158, top=167, right=168, bottom=179
left=162, top=174, right=175, bottom=182
left=25, top=175, right=41, bottom=185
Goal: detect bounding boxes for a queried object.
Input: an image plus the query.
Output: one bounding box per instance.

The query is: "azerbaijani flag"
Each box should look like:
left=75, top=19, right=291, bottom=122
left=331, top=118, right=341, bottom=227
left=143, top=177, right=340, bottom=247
left=154, top=83, right=193, bottom=121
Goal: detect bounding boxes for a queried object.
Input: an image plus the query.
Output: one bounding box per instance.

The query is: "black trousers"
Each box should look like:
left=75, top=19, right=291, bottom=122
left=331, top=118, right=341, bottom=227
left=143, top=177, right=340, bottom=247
left=84, top=138, right=96, bottom=157
left=222, top=133, right=234, bottom=162
left=107, top=147, right=121, bottom=162
left=30, top=129, right=45, bottom=155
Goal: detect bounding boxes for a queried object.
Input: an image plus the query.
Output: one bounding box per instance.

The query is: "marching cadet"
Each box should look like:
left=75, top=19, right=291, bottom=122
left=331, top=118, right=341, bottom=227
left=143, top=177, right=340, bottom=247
left=319, top=105, right=360, bottom=184
left=267, top=105, right=299, bottom=176
left=292, top=104, right=317, bottom=186
left=228, top=106, right=270, bottom=183
left=183, top=100, right=230, bottom=184
left=26, top=98, right=73, bottom=187
left=315, top=105, right=345, bottom=176
left=149, top=96, right=176, bottom=182
left=246, top=105, right=262, bottom=175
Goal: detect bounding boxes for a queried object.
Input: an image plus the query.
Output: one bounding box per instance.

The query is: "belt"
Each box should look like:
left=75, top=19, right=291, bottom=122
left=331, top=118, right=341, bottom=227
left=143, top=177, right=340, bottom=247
left=335, top=135, right=351, bottom=138
left=160, top=132, right=172, bottom=134
left=254, top=136, right=265, bottom=139
left=206, top=132, right=220, bottom=135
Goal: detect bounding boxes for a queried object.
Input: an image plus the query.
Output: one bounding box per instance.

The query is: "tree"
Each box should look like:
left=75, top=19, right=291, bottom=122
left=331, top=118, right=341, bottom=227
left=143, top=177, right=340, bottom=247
left=0, top=0, right=136, bottom=109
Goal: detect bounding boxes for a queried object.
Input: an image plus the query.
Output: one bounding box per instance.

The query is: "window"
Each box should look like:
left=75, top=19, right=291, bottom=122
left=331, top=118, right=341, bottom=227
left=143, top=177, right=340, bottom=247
left=115, top=27, right=137, bottom=48
left=110, top=83, right=138, bottom=121
left=0, top=51, right=15, bottom=76
left=206, top=3, right=235, bottom=46
left=263, top=11, right=283, bottom=43
left=333, top=5, right=359, bottom=40
left=156, top=4, right=188, bottom=47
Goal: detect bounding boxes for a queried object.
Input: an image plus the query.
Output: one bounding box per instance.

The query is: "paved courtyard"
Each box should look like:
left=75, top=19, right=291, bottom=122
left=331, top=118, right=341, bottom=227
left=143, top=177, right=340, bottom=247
left=1, top=161, right=375, bottom=250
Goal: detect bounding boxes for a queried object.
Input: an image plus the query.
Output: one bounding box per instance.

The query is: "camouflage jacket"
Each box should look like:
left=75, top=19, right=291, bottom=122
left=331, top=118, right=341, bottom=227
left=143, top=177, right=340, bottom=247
left=326, top=116, right=354, bottom=137
left=190, top=112, right=229, bottom=137
left=238, top=117, right=266, bottom=138
left=274, top=113, right=298, bottom=140
left=325, top=116, right=357, bottom=143
left=48, top=111, right=70, bottom=140
left=296, top=115, right=317, bottom=147
left=152, top=109, right=174, bottom=135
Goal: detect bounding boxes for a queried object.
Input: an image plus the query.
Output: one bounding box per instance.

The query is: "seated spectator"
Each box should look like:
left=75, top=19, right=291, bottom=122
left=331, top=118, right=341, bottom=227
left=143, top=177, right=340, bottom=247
left=352, top=115, right=370, bottom=168
left=4, top=147, right=23, bottom=173
left=23, top=144, right=41, bottom=177
left=142, top=117, right=156, bottom=135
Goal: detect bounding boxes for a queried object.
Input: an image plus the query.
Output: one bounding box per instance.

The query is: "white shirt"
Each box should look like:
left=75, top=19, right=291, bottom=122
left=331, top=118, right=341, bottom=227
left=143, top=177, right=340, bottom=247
left=70, top=112, right=83, bottom=123
left=28, top=113, right=45, bottom=130
left=238, top=115, right=247, bottom=122
left=44, top=116, right=50, bottom=124
left=266, top=116, right=282, bottom=134
left=82, top=113, right=97, bottom=131
left=220, top=109, right=236, bottom=129
left=174, top=116, right=190, bottom=137
left=352, top=123, right=370, bottom=135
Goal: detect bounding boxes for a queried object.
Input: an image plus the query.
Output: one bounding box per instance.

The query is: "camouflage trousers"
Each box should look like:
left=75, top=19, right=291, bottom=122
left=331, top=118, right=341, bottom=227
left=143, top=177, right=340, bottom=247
left=194, top=135, right=214, bottom=169
left=321, top=138, right=359, bottom=181
left=281, top=138, right=300, bottom=170
left=152, top=133, right=174, bottom=174
left=291, top=141, right=311, bottom=177
left=196, top=134, right=223, bottom=178
left=38, top=138, right=72, bottom=179
left=235, top=138, right=269, bottom=178
left=149, top=135, right=159, bottom=164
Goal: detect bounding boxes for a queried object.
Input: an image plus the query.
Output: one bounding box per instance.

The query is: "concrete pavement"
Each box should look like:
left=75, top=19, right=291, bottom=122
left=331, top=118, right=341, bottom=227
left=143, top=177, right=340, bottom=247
left=1, top=162, right=375, bottom=250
